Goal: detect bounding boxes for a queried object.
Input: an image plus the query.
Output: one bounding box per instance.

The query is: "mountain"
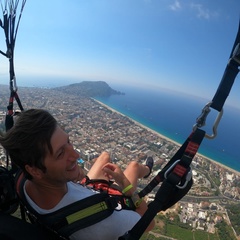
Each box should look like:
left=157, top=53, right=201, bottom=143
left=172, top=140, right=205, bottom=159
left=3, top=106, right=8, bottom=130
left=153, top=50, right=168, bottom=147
left=53, top=81, right=124, bottom=97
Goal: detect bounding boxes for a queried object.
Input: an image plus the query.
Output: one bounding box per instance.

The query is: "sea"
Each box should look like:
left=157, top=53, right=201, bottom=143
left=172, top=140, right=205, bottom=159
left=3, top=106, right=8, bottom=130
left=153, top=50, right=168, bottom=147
left=95, top=85, right=240, bottom=173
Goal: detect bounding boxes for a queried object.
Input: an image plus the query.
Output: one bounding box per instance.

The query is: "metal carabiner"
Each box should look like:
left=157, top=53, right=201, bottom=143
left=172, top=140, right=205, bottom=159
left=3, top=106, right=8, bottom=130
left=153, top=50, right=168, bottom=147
left=193, top=102, right=223, bottom=139
left=164, top=160, right=181, bottom=180
left=205, top=108, right=223, bottom=139
left=193, top=102, right=212, bottom=130
left=163, top=160, right=192, bottom=189
left=9, top=76, right=18, bottom=92
left=177, top=169, right=192, bottom=189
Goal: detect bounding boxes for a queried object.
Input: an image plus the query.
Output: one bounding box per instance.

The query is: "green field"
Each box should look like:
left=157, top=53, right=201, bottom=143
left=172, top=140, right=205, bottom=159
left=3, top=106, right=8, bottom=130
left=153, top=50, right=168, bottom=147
left=138, top=215, right=237, bottom=240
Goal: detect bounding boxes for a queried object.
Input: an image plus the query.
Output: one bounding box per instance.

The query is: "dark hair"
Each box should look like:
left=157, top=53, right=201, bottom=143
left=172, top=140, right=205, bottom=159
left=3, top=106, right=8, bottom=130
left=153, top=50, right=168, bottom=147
left=0, top=109, right=57, bottom=180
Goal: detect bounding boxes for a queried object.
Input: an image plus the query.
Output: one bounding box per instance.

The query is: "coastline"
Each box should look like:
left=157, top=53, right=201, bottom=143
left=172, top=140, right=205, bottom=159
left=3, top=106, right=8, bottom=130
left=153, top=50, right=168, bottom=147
left=94, top=99, right=179, bottom=145
left=93, top=98, right=240, bottom=176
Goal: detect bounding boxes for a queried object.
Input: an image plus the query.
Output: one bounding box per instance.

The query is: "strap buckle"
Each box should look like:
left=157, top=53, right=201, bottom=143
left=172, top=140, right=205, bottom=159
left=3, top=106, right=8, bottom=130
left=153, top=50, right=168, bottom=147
left=193, top=102, right=223, bottom=139
left=10, top=76, right=17, bottom=92
left=164, top=160, right=192, bottom=189
left=131, top=192, right=143, bottom=208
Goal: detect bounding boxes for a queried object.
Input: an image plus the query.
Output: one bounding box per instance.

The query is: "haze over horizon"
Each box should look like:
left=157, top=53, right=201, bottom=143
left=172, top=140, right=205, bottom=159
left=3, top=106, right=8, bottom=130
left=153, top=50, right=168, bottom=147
left=0, top=0, right=240, bottom=108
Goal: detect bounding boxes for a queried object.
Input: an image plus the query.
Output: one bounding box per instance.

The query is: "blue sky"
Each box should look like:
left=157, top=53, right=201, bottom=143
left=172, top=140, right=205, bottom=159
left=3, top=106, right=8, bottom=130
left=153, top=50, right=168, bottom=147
left=0, top=0, right=240, bottom=107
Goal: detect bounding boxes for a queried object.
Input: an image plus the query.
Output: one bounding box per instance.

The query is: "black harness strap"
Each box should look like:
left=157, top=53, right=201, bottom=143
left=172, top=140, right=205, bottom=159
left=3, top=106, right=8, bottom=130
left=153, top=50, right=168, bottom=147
left=0, top=167, right=19, bottom=214
left=5, top=91, right=23, bottom=170
left=0, top=211, right=61, bottom=240
left=138, top=129, right=201, bottom=199
left=119, top=128, right=205, bottom=240
left=0, top=1, right=26, bottom=132
left=5, top=90, right=24, bottom=129
left=119, top=21, right=240, bottom=240
left=81, top=176, right=137, bottom=210
left=15, top=172, right=136, bottom=238
left=1, top=2, right=26, bottom=173
left=211, top=22, right=240, bottom=112
left=41, top=194, right=118, bottom=237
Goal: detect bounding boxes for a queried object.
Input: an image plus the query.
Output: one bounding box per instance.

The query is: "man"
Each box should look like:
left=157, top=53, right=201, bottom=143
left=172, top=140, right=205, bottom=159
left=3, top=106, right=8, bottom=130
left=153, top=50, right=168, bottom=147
left=0, top=109, right=154, bottom=240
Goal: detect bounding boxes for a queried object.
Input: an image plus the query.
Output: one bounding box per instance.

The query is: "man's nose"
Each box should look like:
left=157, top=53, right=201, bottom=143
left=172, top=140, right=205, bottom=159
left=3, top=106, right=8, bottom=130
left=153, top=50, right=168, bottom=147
left=67, top=144, right=80, bottom=159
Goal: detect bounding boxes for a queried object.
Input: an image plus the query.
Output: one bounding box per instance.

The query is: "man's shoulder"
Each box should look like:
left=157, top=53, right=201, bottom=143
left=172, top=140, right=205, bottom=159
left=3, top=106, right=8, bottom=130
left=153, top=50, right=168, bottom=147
left=65, top=181, right=96, bottom=200
left=67, top=181, right=94, bottom=192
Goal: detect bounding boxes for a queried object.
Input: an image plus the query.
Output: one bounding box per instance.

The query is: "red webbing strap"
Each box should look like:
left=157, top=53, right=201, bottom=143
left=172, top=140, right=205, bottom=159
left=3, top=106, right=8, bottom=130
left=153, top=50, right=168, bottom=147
left=7, top=90, right=24, bottom=114
left=173, top=164, right=186, bottom=177
left=81, top=176, right=122, bottom=196
left=138, top=134, right=190, bottom=199
left=81, top=176, right=136, bottom=210
left=5, top=90, right=24, bottom=170
left=1, top=1, right=25, bottom=127
left=138, top=129, right=204, bottom=199
left=119, top=129, right=205, bottom=240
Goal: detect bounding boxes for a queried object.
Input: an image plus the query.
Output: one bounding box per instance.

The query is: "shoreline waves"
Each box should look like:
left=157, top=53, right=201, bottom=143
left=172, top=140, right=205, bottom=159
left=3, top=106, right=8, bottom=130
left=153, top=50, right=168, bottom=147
left=93, top=98, right=240, bottom=176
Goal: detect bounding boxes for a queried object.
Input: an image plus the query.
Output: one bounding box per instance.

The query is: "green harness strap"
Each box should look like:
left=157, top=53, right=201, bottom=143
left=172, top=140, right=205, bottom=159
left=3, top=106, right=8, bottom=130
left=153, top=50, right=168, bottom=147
left=66, top=201, right=109, bottom=224
left=16, top=172, right=135, bottom=238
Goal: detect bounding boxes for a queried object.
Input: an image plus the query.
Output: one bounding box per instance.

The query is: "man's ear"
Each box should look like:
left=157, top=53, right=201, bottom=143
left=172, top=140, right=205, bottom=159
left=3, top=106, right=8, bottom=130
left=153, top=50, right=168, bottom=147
left=25, top=165, right=44, bottom=179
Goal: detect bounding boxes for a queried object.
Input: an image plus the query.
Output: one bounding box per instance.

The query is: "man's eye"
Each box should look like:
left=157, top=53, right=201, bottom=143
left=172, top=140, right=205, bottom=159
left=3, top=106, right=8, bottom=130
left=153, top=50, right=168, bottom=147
left=57, top=149, right=64, bottom=158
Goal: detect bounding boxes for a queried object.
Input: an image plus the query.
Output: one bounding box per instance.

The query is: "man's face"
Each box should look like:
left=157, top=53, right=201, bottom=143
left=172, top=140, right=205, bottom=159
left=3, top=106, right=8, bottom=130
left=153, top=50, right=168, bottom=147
left=42, top=126, right=80, bottom=184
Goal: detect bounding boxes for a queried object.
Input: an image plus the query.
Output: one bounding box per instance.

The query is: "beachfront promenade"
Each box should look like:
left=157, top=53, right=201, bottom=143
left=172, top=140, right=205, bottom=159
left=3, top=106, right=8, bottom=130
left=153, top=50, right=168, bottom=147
left=0, top=86, right=240, bottom=237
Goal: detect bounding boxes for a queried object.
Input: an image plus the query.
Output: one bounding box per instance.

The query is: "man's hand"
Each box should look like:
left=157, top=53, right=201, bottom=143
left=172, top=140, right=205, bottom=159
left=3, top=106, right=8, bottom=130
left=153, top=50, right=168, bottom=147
left=102, top=163, right=130, bottom=190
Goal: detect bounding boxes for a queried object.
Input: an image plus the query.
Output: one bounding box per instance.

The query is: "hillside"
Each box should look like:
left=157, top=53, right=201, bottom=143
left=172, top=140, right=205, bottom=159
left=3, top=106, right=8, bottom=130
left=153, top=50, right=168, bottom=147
left=53, top=81, right=124, bottom=97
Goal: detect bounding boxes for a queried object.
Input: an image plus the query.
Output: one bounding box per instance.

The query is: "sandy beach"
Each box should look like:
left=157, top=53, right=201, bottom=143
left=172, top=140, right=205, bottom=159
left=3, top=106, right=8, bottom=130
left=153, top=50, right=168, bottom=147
left=93, top=99, right=240, bottom=176
left=94, top=99, right=177, bottom=142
